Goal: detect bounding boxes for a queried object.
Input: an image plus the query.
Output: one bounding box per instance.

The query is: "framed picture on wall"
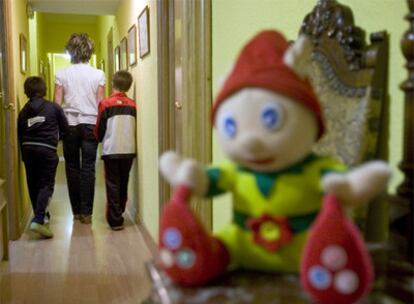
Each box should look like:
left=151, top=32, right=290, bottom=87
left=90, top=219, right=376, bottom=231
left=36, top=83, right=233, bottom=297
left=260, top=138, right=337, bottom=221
left=39, top=60, right=44, bottom=76
left=20, top=34, right=28, bottom=74
left=44, top=60, right=51, bottom=99
left=128, top=24, right=137, bottom=66
left=114, top=45, right=120, bottom=72
left=100, top=59, right=105, bottom=72
left=120, top=37, right=128, bottom=70
left=138, top=6, right=150, bottom=58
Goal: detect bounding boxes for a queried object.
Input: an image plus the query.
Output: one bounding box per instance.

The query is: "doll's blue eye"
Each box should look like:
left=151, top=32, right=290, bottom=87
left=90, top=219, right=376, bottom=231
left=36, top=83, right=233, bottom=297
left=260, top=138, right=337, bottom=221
left=261, top=104, right=283, bottom=131
left=223, top=116, right=237, bottom=138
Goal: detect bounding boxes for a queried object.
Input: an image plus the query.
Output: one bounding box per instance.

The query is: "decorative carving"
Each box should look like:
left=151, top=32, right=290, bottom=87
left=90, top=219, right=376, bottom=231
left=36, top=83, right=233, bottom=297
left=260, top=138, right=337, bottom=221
left=397, top=0, right=414, bottom=259
left=397, top=0, right=414, bottom=202
left=312, top=51, right=366, bottom=97
left=301, top=0, right=366, bottom=71
left=309, top=59, right=372, bottom=167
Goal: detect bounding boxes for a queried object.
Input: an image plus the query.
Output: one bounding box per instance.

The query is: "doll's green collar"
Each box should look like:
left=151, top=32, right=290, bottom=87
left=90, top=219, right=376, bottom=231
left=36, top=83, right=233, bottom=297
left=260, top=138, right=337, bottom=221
left=239, top=153, right=318, bottom=197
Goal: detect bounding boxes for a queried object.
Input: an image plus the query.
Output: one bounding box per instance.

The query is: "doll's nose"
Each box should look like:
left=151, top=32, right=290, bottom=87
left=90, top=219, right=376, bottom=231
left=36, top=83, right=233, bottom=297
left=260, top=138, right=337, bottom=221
left=239, top=135, right=266, bottom=154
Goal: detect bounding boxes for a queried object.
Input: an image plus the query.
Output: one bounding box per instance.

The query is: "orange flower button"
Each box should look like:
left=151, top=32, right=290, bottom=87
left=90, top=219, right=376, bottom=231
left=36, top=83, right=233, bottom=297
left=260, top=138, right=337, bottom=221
left=247, top=214, right=293, bottom=252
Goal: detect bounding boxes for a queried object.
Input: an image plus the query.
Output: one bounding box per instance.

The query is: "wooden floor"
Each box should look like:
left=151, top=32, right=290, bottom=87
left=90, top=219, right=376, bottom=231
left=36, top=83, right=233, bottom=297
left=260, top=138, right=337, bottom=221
left=0, top=162, right=153, bottom=303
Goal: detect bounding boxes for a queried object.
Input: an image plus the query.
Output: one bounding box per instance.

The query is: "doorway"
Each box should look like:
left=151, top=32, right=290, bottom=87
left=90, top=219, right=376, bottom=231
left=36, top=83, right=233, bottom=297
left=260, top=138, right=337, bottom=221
left=0, top=0, right=9, bottom=259
left=0, top=0, right=22, bottom=250
left=106, top=27, right=114, bottom=95
left=157, top=0, right=212, bottom=229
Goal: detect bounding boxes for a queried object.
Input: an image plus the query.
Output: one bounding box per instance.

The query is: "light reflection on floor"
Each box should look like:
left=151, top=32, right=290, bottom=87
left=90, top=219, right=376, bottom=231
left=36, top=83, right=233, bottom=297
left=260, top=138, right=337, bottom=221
left=0, top=160, right=152, bottom=303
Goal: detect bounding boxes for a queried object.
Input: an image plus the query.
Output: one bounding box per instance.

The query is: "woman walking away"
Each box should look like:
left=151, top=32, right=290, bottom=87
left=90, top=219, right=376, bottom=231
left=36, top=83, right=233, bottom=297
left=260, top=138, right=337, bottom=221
left=54, top=33, right=105, bottom=224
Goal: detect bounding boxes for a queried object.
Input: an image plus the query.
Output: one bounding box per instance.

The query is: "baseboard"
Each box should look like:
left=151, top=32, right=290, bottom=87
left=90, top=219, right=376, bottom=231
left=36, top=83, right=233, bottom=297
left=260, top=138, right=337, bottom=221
left=124, top=206, right=137, bottom=224
left=0, top=260, right=9, bottom=285
left=124, top=207, right=158, bottom=258
left=20, top=205, right=33, bottom=236
left=136, top=215, right=158, bottom=258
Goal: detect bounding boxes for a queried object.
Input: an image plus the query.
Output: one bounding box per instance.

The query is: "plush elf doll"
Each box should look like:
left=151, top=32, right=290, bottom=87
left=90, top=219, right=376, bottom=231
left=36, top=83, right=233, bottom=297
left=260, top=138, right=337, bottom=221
left=159, top=30, right=390, bottom=302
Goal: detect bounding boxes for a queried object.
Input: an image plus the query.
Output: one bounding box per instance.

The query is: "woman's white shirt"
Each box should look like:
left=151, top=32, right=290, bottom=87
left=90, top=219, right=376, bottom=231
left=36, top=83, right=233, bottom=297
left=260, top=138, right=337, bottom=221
left=55, top=63, right=105, bottom=126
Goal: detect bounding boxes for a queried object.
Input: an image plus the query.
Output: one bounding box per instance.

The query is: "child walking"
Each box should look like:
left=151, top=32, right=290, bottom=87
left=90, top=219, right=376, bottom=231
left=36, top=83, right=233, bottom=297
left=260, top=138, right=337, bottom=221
left=18, top=76, right=69, bottom=238
left=94, top=71, right=137, bottom=230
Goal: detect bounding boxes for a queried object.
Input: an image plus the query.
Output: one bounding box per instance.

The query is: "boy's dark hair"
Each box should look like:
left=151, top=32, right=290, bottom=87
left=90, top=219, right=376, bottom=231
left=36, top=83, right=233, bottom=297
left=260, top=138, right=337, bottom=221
left=24, top=76, right=46, bottom=99
left=65, top=33, right=94, bottom=64
left=113, top=70, right=133, bottom=92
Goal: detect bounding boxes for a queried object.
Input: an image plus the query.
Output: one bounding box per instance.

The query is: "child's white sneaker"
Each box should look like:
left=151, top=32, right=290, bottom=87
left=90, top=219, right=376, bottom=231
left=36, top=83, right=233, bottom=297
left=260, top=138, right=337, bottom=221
left=30, top=222, right=53, bottom=238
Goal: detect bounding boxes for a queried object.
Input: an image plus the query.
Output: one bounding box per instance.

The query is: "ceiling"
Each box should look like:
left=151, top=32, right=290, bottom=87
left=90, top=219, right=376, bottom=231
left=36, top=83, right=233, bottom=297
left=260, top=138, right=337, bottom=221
left=28, top=0, right=121, bottom=15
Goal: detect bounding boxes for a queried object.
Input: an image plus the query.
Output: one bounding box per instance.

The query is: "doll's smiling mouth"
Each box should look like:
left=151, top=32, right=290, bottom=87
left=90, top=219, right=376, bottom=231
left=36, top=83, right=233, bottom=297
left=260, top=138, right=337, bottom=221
left=245, top=157, right=274, bottom=165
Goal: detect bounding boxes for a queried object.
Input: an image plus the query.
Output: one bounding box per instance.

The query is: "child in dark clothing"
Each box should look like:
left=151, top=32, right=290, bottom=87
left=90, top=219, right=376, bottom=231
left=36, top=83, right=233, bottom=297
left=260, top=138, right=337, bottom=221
left=94, top=71, right=137, bottom=230
left=18, top=76, right=69, bottom=238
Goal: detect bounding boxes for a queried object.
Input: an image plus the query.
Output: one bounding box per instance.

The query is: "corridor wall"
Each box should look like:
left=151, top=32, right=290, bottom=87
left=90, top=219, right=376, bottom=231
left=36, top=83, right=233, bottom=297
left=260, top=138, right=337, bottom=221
left=211, top=0, right=406, bottom=231
left=97, top=0, right=160, bottom=240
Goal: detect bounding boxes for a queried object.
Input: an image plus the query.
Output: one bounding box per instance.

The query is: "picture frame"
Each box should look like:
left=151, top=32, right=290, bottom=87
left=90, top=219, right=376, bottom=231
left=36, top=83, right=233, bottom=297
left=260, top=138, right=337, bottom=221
left=114, top=45, right=120, bottom=72
left=120, top=37, right=128, bottom=70
left=99, top=59, right=105, bottom=72
left=44, top=60, right=51, bottom=99
left=20, top=34, right=28, bottom=74
left=39, top=59, right=44, bottom=76
left=128, top=24, right=137, bottom=66
left=138, top=6, right=150, bottom=58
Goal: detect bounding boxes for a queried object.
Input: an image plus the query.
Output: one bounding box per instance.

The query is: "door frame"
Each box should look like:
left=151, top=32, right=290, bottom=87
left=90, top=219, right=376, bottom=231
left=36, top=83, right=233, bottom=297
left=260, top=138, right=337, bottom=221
left=106, top=27, right=114, bottom=95
left=1, top=0, right=20, bottom=243
left=157, top=0, right=212, bottom=229
left=0, top=0, right=10, bottom=259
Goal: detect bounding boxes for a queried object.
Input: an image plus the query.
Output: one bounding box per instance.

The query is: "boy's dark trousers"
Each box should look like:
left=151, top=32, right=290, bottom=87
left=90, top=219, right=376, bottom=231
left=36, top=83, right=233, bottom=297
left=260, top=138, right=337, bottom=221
left=22, top=145, right=59, bottom=224
left=63, top=124, right=98, bottom=216
left=103, top=158, right=134, bottom=227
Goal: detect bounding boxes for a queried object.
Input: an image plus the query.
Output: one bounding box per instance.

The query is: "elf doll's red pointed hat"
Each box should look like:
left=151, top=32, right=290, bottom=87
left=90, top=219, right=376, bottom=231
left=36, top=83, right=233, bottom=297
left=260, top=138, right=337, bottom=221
left=211, top=30, right=325, bottom=139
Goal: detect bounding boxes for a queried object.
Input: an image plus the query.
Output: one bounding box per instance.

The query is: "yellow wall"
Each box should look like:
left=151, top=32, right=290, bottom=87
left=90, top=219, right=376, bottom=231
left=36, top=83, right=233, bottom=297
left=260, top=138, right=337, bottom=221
left=11, top=0, right=30, bottom=111
left=98, top=0, right=159, bottom=239
left=29, top=13, right=38, bottom=76
left=34, top=13, right=100, bottom=99
left=212, top=0, right=407, bottom=231
left=97, top=15, right=115, bottom=96
left=36, top=13, right=99, bottom=59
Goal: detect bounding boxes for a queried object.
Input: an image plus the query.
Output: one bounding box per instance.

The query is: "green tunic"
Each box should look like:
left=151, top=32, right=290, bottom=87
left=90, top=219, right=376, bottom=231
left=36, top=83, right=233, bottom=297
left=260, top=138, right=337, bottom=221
left=206, top=154, right=345, bottom=273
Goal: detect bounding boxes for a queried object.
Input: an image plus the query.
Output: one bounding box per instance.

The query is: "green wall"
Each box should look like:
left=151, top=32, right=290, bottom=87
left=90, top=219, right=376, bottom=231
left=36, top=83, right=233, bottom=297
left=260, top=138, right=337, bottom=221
left=30, top=13, right=101, bottom=99
left=29, top=13, right=38, bottom=76
left=212, top=0, right=407, bottom=231
left=97, top=15, right=116, bottom=96
left=37, top=13, right=99, bottom=59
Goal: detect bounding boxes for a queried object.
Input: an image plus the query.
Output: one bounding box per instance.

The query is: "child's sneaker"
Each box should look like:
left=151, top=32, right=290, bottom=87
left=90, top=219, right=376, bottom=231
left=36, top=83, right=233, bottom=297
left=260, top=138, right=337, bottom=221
left=30, top=222, right=54, bottom=238
left=44, top=213, right=51, bottom=229
left=80, top=215, right=92, bottom=224
left=110, top=225, right=124, bottom=231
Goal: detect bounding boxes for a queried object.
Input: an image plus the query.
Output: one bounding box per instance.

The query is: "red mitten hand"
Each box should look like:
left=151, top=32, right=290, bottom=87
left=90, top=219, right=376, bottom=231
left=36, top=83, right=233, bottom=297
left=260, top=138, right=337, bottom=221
left=159, top=185, right=229, bottom=286
left=301, top=195, right=374, bottom=304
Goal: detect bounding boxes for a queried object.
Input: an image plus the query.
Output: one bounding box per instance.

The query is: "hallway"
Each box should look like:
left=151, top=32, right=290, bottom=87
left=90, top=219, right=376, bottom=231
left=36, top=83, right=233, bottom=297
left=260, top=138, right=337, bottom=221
left=0, top=162, right=152, bottom=303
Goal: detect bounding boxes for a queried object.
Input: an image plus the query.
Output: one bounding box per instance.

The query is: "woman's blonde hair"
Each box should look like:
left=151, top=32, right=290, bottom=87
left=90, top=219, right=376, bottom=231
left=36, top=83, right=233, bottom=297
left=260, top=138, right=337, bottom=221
left=65, top=33, right=94, bottom=63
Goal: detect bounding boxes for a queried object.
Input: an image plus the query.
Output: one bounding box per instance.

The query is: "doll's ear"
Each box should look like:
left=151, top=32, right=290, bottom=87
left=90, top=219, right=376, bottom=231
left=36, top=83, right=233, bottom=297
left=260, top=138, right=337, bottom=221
left=283, top=35, right=313, bottom=79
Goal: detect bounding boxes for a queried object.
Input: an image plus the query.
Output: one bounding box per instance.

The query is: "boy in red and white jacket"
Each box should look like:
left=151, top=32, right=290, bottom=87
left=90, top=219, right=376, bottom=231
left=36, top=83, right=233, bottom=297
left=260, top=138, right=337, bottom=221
left=95, top=71, right=136, bottom=230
